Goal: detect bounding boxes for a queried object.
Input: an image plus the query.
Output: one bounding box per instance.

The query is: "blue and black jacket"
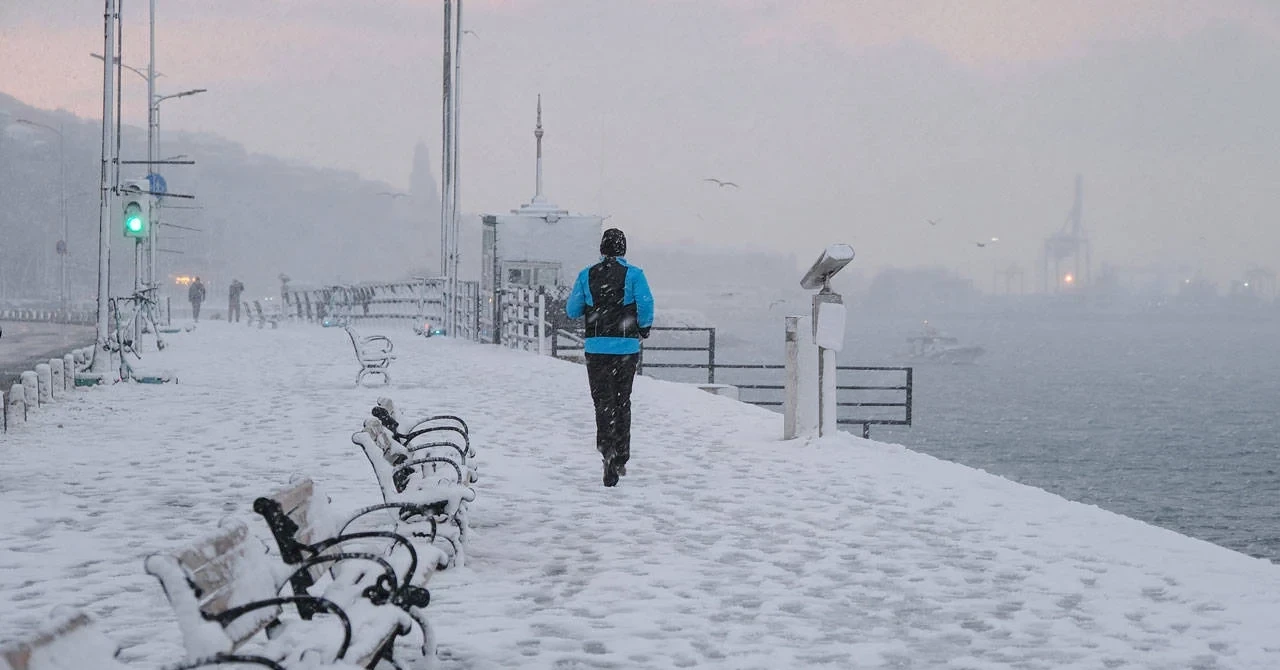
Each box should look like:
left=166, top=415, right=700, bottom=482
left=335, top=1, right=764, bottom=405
left=565, top=257, right=655, bottom=355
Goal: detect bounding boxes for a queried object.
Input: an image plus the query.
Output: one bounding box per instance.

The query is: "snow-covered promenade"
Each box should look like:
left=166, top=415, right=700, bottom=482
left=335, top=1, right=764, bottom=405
left=3, top=322, right=1279, bottom=669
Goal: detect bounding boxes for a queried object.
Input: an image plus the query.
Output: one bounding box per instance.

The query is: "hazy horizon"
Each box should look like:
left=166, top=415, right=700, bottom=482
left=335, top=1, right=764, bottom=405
left=4, top=0, right=1279, bottom=287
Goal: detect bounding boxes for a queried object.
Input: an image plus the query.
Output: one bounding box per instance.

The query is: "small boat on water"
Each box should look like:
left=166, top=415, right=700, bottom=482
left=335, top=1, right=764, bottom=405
left=904, top=321, right=985, bottom=364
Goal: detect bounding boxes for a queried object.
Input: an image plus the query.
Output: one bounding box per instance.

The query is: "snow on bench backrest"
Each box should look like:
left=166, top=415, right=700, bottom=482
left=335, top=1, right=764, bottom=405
left=0, top=610, right=130, bottom=670
left=253, top=477, right=344, bottom=590
left=144, top=519, right=282, bottom=660
left=354, top=422, right=402, bottom=500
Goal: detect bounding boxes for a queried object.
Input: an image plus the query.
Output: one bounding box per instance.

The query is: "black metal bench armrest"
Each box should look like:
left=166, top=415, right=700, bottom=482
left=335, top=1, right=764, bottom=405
left=311, top=531, right=418, bottom=594
left=394, top=457, right=463, bottom=485
left=281, top=552, right=400, bottom=605
left=341, top=503, right=445, bottom=535
left=405, top=440, right=467, bottom=464
left=171, top=654, right=286, bottom=670
left=402, top=425, right=470, bottom=455
left=212, top=596, right=351, bottom=661
left=405, top=414, right=469, bottom=435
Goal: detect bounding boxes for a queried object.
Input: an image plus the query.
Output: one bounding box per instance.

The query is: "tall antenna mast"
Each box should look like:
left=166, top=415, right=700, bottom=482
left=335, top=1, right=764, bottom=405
left=534, top=94, right=544, bottom=202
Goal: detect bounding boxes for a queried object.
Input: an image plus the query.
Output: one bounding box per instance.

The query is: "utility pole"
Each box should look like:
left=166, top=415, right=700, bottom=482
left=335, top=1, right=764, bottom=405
left=147, top=0, right=158, bottom=292
left=440, top=0, right=454, bottom=334
left=450, top=0, right=463, bottom=337
left=58, top=123, right=66, bottom=309
left=92, top=0, right=119, bottom=377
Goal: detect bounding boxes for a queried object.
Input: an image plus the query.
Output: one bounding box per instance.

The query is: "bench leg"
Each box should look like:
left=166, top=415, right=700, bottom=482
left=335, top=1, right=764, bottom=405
left=356, top=368, right=391, bottom=387
left=407, top=607, right=437, bottom=669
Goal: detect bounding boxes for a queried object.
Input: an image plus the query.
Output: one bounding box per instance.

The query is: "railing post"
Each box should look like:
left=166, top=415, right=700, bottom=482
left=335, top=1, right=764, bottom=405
left=905, top=367, right=913, bottom=426
left=537, top=291, right=546, bottom=356
left=708, top=327, right=716, bottom=384
left=63, top=354, right=76, bottom=391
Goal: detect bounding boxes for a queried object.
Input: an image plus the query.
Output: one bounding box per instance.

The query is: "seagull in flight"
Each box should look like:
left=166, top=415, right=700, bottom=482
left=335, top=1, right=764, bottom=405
left=703, top=178, right=739, bottom=189
left=463, top=29, right=479, bottom=38
left=927, top=218, right=940, bottom=226
left=377, top=192, right=409, bottom=199
left=974, top=236, right=999, bottom=248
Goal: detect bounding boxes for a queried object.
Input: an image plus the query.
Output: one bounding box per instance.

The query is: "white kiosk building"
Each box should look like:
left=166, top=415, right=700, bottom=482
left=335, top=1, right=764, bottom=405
left=481, top=97, right=603, bottom=341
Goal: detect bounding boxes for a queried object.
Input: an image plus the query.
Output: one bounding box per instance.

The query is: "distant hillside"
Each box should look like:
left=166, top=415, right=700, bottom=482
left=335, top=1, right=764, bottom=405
left=0, top=91, right=440, bottom=307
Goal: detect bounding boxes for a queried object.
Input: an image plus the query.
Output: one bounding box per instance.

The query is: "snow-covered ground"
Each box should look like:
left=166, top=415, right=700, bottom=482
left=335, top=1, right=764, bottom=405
left=2, top=322, right=1279, bottom=669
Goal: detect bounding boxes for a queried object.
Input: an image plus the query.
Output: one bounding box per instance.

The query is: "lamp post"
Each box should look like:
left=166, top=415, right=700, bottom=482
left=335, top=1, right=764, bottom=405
left=149, top=88, right=205, bottom=296
left=15, top=119, right=67, bottom=308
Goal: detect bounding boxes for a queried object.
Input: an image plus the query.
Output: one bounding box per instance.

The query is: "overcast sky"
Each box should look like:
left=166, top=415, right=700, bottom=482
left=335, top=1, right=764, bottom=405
left=4, top=0, right=1279, bottom=285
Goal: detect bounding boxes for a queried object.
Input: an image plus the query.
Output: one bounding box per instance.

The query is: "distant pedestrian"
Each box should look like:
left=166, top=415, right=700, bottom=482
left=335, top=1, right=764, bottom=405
left=228, top=279, right=245, bottom=323
left=565, top=228, right=655, bottom=487
left=189, top=277, right=206, bottom=322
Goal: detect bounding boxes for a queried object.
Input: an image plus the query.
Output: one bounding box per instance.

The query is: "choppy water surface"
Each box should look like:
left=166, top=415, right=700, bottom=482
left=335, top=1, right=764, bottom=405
left=663, top=307, right=1280, bottom=563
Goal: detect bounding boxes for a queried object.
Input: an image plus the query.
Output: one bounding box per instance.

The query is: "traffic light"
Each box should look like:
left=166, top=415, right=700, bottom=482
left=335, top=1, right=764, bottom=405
left=120, top=182, right=151, bottom=238
left=122, top=200, right=147, bottom=237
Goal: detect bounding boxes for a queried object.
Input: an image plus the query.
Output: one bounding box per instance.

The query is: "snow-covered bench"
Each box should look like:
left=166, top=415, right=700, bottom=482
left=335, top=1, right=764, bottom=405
left=351, top=400, right=477, bottom=565
left=0, top=609, right=327, bottom=670
left=0, top=610, right=131, bottom=670
left=242, top=300, right=279, bottom=329
left=144, top=518, right=415, bottom=669
left=344, top=326, right=394, bottom=386
left=252, top=477, right=443, bottom=661
left=352, top=424, right=470, bottom=566
left=253, top=476, right=448, bottom=593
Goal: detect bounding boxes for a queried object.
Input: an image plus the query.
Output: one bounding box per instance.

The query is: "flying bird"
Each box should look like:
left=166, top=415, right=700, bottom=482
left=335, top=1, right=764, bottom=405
left=927, top=218, right=940, bottom=226
left=377, top=192, right=409, bottom=199
left=463, top=29, right=479, bottom=38
left=974, top=237, right=999, bottom=248
left=703, top=178, right=739, bottom=189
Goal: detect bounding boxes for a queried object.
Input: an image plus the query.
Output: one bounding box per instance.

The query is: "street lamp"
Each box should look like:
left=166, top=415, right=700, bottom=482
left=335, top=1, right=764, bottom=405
left=89, top=52, right=161, bottom=82
left=149, top=88, right=206, bottom=294
left=15, top=118, right=67, bottom=308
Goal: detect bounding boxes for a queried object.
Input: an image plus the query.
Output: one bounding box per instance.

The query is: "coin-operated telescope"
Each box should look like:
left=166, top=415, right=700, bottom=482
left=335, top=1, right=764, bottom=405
left=788, top=244, right=855, bottom=438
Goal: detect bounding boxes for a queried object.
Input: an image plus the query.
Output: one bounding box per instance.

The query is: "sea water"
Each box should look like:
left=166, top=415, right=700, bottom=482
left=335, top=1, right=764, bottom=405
left=654, top=304, right=1280, bottom=563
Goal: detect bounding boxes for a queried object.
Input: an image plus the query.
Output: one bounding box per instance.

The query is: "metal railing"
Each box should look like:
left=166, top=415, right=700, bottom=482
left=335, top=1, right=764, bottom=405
left=550, top=325, right=912, bottom=438
left=835, top=366, right=913, bottom=438
left=282, top=279, right=481, bottom=340
left=0, top=308, right=95, bottom=325
left=499, top=287, right=545, bottom=353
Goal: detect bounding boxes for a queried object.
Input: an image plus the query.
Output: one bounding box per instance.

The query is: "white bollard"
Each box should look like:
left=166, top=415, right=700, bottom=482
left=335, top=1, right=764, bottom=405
left=63, top=354, right=75, bottom=391
left=48, top=359, right=63, bottom=399
left=21, top=371, right=40, bottom=410
left=6, top=384, right=25, bottom=428
left=35, top=364, right=53, bottom=404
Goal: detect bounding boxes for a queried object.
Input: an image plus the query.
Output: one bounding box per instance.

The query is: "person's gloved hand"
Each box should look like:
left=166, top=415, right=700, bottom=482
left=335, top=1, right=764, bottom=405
left=639, top=327, right=651, bottom=339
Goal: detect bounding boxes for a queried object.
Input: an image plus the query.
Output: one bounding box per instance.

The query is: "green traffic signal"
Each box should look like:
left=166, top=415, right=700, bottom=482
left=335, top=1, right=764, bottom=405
left=123, top=200, right=148, bottom=238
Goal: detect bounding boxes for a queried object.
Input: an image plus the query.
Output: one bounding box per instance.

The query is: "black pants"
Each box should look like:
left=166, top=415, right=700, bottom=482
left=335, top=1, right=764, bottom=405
left=229, top=300, right=241, bottom=322
left=585, top=353, right=639, bottom=467
left=191, top=301, right=202, bottom=321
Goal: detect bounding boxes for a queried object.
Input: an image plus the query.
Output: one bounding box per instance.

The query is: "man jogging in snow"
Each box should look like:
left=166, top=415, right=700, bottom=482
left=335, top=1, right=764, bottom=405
left=566, top=228, right=655, bottom=487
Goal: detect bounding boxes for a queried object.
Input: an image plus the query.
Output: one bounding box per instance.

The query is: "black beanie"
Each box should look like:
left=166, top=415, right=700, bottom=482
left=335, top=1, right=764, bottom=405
left=600, top=228, right=627, bottom=257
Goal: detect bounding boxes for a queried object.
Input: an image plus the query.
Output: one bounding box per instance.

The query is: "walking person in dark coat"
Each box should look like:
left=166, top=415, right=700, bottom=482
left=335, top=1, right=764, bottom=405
left=228, top=279, right=245, bottom=323
left=189, top=277, right=206, bottom=322
left=565, top=228, right=655, bottom=487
